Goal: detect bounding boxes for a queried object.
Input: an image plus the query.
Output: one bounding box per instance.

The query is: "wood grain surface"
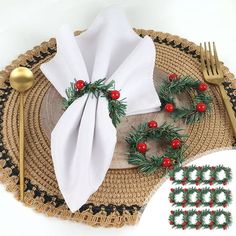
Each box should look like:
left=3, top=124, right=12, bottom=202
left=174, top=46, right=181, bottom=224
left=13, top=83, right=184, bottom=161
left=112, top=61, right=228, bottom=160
left=40, top=68, right=188, bottom=169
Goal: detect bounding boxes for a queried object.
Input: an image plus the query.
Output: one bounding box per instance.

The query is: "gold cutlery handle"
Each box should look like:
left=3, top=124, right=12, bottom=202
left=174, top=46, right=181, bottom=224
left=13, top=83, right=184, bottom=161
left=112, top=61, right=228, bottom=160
left=19, top=93, right=25, bottom=201
left=9, top=67, right=34, bottom=202
left=219, top=84, right=236, bottom=137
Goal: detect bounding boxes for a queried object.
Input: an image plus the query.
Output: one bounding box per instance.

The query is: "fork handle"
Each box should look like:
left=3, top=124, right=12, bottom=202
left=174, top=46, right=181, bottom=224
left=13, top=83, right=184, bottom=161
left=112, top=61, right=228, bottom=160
left=219, top=84, right=236, bottom=138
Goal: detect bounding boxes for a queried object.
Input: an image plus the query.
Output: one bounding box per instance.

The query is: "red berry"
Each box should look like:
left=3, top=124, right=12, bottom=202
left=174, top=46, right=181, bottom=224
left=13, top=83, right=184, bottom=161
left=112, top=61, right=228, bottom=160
left=148, top=120, right=158, bottom=128
left=171, top=188, right=174, bottom=192
left=136, top=143, right=147, bottom=153
left=165, top=103, right=174, bottom=112
left=109, top=90, right=120, bottom=100
left=162, top=157, right=172, bottom=168
left=198, top=83, right=208, bottom=91
left=75, top=80, right=85, bottom=90
left=196, top=102, right=207, bottom=112
left=168, top=73, right=178, bottom=81
left=171, top=138, right=181, bottom=149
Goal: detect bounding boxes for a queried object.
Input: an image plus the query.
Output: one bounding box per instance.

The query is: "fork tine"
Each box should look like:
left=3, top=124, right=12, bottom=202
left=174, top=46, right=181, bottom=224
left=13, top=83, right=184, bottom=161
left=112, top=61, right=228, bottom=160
left=200, top=43, right=205, bottom=71
left=213, top=42, right=221, bottom=74
left=208, top=42, right=217, bottom=75
left=200, top=43, right=208, bottom=78
left=204, top=42, right=212, bottom=75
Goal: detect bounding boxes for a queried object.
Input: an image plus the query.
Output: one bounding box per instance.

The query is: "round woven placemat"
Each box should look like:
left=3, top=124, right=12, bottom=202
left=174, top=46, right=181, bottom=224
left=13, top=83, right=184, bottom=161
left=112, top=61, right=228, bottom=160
left=0, top=29, right=236, bottom=227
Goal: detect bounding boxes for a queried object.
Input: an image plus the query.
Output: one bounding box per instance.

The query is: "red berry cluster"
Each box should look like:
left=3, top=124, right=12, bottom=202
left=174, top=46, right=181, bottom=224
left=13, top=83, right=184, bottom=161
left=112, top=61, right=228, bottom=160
left=164, top=74, right=208, bottom=113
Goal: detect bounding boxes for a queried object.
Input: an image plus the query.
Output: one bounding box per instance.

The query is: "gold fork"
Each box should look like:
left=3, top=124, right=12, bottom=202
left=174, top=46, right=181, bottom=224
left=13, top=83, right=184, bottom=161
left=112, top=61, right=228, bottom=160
left=200, top=42, right=236, bottom=138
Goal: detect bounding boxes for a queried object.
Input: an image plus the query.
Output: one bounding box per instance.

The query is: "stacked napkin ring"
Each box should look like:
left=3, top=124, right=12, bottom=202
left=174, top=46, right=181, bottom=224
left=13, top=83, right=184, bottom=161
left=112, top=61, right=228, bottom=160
left=169, top=187, right=232, bottom=208
left=169, top=209, right=232, bottom=230
left=169, top=165, right=232, bottom=185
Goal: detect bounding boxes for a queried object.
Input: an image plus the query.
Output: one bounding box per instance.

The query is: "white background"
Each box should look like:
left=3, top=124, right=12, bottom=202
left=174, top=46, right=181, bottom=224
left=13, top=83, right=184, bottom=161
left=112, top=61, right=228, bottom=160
left=0, top=0, right=236, bottom=235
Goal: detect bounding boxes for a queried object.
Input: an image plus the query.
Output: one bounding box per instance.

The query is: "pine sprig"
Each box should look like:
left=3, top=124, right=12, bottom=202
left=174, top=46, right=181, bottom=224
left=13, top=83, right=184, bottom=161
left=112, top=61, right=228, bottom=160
left=159, top=75, right=212, bottom=124
left=169, top=209, right=232, bottom=230
left=126, top=122, right=187, bottom=174
left=169, top=187, right=232, bottom=208
left=169, top=165, right=232, bottom=185
left=63, top=78, right=127, bottom=127
left=108, top=98, right=127, bottom=128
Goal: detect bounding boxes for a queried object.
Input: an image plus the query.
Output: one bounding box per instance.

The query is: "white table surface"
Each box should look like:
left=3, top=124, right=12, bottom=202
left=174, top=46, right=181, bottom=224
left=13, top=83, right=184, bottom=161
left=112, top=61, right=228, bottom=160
left=0, top=0, right=236, bottom=235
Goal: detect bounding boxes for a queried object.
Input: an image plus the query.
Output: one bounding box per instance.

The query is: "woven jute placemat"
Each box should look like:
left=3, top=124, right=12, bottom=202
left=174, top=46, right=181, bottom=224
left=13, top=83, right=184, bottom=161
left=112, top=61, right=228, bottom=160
left=0, top=29, right=236, bottom=227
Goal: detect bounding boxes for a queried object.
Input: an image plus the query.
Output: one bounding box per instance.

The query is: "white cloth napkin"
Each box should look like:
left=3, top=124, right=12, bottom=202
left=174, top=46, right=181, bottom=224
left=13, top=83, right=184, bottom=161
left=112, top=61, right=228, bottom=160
left=40, top=6, right=161, bottom=212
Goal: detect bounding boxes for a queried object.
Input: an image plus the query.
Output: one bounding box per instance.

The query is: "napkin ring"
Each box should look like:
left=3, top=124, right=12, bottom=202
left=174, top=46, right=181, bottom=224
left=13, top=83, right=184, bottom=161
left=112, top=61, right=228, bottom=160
left=63, top=78, right=127, bottom=127
left=159, top=75, right=212, bottom=124
left=126, top=121, right=187, bottom=174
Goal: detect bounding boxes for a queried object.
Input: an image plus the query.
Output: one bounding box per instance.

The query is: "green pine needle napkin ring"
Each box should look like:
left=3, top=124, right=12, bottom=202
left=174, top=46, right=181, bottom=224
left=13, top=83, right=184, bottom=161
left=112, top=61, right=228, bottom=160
left=63, top=78, right=127, bottom=127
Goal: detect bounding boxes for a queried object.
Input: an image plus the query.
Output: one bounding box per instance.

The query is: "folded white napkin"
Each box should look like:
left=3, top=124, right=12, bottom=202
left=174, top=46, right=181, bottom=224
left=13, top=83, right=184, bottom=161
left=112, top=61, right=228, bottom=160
left=40, top=6, right=161, bottom=212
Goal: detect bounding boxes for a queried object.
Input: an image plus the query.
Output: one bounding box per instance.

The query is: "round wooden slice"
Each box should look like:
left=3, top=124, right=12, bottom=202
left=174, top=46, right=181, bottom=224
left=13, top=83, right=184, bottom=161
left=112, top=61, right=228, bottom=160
left=39, top=68, right=187, bottom=169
